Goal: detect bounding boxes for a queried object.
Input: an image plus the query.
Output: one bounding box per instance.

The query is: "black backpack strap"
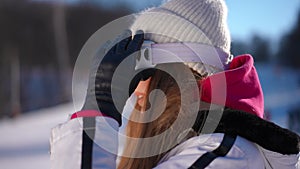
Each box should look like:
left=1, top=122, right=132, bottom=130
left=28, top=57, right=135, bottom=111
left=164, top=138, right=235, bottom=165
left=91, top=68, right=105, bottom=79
left=192, top=110, right=209, bottom=134
left=188, top=134, right=237, bottom=169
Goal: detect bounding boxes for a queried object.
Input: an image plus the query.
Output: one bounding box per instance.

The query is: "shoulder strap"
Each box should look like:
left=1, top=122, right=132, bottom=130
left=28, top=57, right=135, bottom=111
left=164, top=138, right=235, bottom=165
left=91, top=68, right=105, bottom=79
left=192, top=110, right=209, bottom=134
left=188, top=134, right=237, bottom=169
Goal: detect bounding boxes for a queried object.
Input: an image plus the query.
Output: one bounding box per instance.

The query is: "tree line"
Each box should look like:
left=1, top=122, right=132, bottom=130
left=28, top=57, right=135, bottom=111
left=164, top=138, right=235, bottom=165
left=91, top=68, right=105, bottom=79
left=231, top=9, right=300, bottom=67
left=0, top=0, right=299, bottom=118
left=0, top=0, right=130, bottom=117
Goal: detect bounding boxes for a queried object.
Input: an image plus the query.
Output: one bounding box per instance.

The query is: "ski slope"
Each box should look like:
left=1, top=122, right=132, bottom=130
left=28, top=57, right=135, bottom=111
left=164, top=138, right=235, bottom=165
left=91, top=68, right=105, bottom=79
left=0, top=103, right=74, bottom=169
left=256, top=63, right=300, bottom=128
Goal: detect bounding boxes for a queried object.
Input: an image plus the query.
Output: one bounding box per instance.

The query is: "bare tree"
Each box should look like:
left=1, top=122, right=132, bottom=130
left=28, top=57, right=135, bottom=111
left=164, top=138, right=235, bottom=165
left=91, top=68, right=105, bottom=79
left=52, top=2, right=72, bottom=101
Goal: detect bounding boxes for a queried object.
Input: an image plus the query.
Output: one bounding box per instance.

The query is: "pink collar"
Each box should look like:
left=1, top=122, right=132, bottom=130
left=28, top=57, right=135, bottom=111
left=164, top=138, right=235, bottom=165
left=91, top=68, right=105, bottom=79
left=200, top=54, right=264, bottom=118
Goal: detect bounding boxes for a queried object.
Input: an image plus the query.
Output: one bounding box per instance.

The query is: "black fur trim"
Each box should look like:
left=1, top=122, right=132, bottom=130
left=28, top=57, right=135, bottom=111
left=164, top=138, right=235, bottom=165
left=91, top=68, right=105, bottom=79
left=197, top=109, right=300, bottom=155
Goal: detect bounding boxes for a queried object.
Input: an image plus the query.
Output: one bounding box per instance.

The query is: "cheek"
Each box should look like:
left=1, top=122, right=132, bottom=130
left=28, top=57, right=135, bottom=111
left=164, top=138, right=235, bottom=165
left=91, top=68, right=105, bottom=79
left=134, top=78, right=151, bottom=107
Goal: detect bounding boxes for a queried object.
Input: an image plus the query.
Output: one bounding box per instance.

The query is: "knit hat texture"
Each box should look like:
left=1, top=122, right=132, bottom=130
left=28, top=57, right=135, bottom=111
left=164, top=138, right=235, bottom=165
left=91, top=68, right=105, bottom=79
left=131, top=0, right=231, bottom=75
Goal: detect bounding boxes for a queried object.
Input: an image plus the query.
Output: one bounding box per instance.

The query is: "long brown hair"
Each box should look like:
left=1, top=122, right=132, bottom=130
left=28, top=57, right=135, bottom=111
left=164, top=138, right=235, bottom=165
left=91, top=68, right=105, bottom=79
left=118, top=64, right=202, bottom=169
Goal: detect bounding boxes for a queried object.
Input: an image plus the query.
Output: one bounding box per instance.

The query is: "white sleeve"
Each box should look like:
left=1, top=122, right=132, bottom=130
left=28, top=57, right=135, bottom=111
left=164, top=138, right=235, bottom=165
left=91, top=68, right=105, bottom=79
left=50, top=116, right=119, bottom=169
left=257, top=146, right=300, bottom=169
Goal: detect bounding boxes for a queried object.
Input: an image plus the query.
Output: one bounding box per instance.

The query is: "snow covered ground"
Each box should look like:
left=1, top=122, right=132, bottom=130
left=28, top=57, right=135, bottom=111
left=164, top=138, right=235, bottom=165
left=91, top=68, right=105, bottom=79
left=0, top=98, right=133, bottom=169
left=0, top=103, right=74, bottom=169
left=256, top=63, right=300, bottom=128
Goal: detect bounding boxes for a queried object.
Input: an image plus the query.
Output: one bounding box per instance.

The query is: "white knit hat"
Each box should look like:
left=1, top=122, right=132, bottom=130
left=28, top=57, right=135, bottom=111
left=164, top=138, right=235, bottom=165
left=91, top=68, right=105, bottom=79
left=131, top=0, right=231, bottom=75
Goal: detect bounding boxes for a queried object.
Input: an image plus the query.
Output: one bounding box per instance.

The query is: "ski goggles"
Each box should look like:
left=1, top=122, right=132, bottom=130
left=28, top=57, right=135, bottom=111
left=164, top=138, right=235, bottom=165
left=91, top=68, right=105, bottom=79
left=135, top=40, right=233, bottom=71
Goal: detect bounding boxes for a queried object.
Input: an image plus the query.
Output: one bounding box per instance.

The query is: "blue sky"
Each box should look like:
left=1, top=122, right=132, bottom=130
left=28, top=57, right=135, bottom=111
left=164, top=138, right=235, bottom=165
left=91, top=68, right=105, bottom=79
left=90, top=0, right=300, bottom=41
left=37, top=0, right=300, bottom=41
left=226, top=0, right=300, bottom=41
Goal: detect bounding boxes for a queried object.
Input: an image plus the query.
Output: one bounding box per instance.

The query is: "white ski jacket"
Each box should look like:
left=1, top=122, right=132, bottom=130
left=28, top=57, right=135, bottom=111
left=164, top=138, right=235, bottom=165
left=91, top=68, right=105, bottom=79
left=50, top=110, right=300, bottom=169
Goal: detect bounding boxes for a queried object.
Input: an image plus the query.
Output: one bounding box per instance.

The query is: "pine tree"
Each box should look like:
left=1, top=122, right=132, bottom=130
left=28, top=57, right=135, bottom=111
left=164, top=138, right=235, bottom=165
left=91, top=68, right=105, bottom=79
left=277, top=10, right=300, bottom=68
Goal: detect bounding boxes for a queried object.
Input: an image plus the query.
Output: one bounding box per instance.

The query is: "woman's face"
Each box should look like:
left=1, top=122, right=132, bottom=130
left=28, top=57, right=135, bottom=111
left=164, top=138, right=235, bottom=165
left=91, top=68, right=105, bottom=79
left=134, top=78, right=151, bottom=108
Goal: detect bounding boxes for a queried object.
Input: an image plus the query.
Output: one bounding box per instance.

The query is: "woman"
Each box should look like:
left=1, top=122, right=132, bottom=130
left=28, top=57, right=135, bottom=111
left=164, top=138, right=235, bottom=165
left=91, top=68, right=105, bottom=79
left=50, top=0, right=300, bottom=168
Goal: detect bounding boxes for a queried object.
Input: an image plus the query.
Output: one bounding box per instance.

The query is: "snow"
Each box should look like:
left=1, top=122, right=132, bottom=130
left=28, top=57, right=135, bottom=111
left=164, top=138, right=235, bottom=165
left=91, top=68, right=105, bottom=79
left=0, top=103, right=74, bottom=169
left=0, top=95, right=133, bottom=169
left=256, top=63, right=300, bottom=128
left=0, top=98, right=133, bottom=169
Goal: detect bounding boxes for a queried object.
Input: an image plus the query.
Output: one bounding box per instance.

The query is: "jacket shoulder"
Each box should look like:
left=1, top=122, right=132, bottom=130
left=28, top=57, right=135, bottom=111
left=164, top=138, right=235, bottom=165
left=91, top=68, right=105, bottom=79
left=154, top=133, right=264, bottom=169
